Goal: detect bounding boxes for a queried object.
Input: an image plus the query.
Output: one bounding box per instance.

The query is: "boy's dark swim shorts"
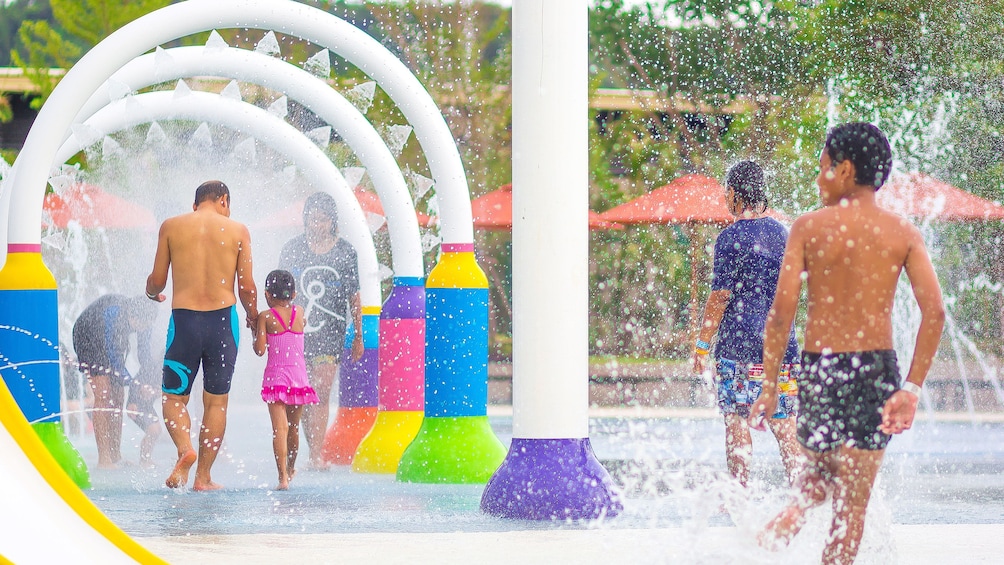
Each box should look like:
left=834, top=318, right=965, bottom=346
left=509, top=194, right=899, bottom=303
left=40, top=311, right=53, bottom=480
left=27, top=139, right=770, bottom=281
left=797, top=349, right=900, bottom=452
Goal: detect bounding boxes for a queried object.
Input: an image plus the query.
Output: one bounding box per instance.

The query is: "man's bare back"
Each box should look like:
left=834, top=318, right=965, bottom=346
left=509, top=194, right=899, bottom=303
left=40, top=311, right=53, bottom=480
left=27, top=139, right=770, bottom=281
left=158, top=210, right=248, bottom=310
left=146, top=192, right=256, bottom=326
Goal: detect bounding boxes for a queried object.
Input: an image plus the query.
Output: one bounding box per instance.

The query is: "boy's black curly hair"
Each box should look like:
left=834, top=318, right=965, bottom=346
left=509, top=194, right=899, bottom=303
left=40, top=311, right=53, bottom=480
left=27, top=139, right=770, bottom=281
left=824, top=122, right=893, bottom=189
left=725, top=160, right=768, bottom=214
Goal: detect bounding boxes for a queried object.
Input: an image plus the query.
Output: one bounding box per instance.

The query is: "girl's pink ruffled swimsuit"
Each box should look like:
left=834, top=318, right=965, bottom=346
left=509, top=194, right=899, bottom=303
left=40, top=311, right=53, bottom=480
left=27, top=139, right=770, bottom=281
left=261, top=307, right=318, bottom=405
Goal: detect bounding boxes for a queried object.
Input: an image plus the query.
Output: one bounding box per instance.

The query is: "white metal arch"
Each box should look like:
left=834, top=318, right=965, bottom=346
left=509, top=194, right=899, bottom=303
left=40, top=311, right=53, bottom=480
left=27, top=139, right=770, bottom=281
left=76, top=45, right=423, bottom=279
left=4, top=0, right=473, bottom=264
left=57, top=89, right=381, bottom=309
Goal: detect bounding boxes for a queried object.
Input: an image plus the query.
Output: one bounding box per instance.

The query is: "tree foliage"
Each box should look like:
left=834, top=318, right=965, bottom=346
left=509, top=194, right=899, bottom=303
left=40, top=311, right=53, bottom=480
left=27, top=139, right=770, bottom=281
left=11, top=0, right=171, bottom=109
left=366, top=0, right=512, bottom=196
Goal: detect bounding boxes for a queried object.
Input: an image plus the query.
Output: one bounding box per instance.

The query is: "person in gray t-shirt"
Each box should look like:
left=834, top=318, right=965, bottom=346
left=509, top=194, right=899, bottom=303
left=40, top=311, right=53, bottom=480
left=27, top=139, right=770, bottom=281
left=278, top=192, right=363, bottom=469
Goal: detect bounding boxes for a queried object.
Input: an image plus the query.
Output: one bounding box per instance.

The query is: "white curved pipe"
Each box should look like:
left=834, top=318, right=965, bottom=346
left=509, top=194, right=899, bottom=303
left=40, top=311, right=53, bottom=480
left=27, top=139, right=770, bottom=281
left=56, top=90, right=381, bottom=308
left=76, top=45, right=423, bottom=278
left=6, top=0, right=472, bottom=266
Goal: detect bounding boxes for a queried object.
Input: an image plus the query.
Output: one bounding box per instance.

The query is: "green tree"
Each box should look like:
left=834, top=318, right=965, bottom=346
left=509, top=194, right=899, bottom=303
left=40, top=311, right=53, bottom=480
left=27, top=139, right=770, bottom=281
left=11, top=0, right=172, bottom=110
left=366, top=0, right=512, bottom=196
left=0, top=0, right=53, bottom=66
left=0, top=1, right=54, bottom=122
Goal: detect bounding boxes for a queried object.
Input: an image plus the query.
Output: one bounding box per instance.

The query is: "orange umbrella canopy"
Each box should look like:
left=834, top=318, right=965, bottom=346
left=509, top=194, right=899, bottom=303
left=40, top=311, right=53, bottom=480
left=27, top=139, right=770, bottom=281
left=351, top=188, right=436, bottom=228
left=472, top=184, right=622, bottom=230
left=253, top=189, right=435, bottom=229
left=43, top=183, right=156, bottom=229
left=597, top=174, right=790, bottom=226
left=878, top=173, right=1004, bottom=221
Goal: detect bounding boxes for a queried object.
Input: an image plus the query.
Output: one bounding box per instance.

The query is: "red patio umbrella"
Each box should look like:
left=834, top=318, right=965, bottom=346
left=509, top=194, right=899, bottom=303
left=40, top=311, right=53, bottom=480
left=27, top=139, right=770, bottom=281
left=878, top=173, right=1004, bottom=221
left=596, top=174, right=791, bottom=339
left=43, top=183, right=156, bottom=229
left=597, top=174, right=791, bottom=226
left=352, top=188, right=435, bottom=228
left=252, top=188, right=435, bottom=230
left=472, top=184, right=623, bottom=230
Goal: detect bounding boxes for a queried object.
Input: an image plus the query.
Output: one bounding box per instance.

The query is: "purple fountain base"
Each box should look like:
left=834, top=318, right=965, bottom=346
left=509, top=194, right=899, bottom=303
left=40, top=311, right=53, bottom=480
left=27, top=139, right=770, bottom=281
left=480, top=437, right=622, bottom=520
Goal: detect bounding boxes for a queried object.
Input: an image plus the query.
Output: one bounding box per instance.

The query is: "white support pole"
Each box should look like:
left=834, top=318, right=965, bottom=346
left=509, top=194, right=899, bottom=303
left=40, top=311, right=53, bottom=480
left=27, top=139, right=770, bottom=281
left=481, top=0, right=621, bottom=520
left=512, top=0, right=589, bottom=439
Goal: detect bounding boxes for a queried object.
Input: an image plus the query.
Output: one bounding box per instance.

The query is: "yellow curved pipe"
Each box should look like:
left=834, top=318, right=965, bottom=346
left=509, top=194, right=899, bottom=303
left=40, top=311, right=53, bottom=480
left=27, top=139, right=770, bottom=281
left=0, top=378, right=166, bottom=564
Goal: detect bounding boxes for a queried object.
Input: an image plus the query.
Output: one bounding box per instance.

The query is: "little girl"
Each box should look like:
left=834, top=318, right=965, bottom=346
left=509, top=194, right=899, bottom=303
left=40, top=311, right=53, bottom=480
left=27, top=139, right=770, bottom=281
left=253, top=269, right=318, bottom=490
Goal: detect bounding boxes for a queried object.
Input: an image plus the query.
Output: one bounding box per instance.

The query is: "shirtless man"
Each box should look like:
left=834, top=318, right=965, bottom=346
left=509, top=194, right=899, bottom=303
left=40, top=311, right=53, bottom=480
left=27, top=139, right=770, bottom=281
left=146, top=180, right=258, bottom=491
left=748, top=122, right=945, bottom=564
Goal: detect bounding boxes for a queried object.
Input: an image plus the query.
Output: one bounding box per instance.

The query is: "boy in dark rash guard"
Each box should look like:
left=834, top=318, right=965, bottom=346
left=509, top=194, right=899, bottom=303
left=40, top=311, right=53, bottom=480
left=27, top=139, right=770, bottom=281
left=748, top=122, right=945, bottom=564
left=693, top=160, right=804, bottom=489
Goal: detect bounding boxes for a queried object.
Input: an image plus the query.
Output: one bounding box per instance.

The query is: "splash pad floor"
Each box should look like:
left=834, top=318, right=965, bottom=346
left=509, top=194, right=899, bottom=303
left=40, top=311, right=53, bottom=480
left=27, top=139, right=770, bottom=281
left=74, top=403, right=1004, bottom=564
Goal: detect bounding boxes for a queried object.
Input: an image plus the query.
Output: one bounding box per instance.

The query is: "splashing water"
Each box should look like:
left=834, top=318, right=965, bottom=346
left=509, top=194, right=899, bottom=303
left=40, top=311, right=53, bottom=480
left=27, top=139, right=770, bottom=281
left=267, top=96, right=289, bottom=119
left=826, top=73, right=1004, bottom=421
left=254, top=31, right=282, bottom=58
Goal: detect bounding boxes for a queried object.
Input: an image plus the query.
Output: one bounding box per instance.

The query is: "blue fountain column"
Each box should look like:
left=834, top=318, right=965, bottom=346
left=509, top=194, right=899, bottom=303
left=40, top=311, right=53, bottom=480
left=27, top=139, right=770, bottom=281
left=397, top=244, right=506, bottom=483
left=0, top=246, right=89, bottom=488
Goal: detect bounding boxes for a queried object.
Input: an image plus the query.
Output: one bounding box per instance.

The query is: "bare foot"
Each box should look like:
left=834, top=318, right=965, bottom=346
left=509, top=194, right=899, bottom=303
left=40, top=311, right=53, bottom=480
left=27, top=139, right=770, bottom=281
left=306, top=460, right=330, bottom=471
left=96, top=461, right=120, bottom=470
left=139, top=458, right=156, bottom=470
left=192, top=480, right=224, bottom=492
left=275, top=478, right=289, bottom=491
left=165, top=450, right=197, bottom=489
left=757, top=505, right=805, bottom=551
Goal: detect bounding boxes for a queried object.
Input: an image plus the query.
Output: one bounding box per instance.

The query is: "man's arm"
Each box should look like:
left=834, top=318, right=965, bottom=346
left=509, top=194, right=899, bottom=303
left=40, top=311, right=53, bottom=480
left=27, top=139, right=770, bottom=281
left=880, top=228, right=945, bottom=434
left=235, top=224, right=258, bottom=329
left=695, top=232, right=737, bottom=374
left=145, top=222, right=171, bottom=302
left=749, top=219, right=807, bottom=430
left=135, top=328, right=155, bottom=386
left=104, top=307, right=130, bottom=380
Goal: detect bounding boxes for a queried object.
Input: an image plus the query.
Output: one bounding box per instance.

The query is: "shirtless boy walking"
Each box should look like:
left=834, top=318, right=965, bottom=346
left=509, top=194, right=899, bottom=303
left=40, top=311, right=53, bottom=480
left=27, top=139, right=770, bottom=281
left=747, top=122, right=945, bottom=564
left=146, top=181, right=258, bottom=491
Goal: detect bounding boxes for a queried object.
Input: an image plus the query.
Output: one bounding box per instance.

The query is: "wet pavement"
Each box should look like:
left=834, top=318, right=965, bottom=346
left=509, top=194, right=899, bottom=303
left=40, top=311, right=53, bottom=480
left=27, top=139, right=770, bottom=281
left=75, top=402, right=1004, bottom=563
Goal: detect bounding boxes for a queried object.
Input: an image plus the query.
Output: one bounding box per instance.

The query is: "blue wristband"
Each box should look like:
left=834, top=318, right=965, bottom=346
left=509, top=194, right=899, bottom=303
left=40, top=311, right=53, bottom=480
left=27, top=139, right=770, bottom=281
left=695, top=339, right=711, bottom=351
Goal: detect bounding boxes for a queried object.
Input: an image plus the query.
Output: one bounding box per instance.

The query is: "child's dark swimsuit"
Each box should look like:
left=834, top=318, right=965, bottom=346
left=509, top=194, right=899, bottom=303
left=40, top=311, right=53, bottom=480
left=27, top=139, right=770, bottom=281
left=162, top=306, right=240, bottom=396
left=797, top=350, right=901, bottom=452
